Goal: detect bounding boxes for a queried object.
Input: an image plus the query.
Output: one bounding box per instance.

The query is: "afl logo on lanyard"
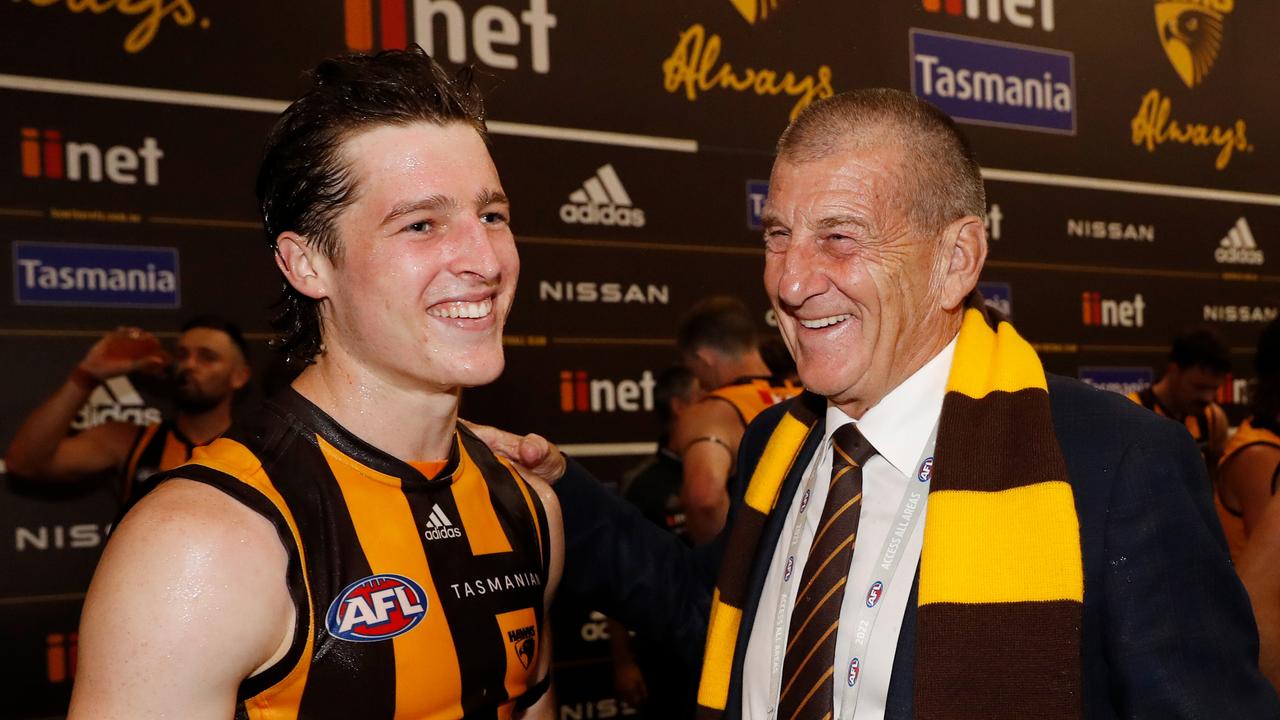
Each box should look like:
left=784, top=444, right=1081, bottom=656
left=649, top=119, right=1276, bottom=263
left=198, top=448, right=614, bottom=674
left=865, top=580, right=884, bottom=608
left=848, top=657, right=861, bottom=687
left=918, top=456, right=934, bottom=483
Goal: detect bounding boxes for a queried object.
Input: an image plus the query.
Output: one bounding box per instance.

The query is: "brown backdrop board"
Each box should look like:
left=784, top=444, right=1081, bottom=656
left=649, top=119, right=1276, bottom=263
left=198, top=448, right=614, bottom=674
left=2, top=1, right=1279, bottom=717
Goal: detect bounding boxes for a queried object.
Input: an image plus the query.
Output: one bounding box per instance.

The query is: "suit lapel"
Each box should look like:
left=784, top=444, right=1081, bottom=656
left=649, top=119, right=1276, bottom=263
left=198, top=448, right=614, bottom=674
left=724, top=407, right=826, bottom=719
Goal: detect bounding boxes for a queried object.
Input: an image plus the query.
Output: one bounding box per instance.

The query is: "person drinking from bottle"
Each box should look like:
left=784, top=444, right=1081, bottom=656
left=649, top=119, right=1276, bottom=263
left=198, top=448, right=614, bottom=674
left=5, top=315, right=251, bottom=506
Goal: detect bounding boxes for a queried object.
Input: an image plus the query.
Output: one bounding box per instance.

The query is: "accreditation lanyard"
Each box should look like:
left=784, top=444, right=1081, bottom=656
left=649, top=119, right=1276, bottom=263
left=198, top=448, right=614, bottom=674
left=766, top=421, right=938, bottom=720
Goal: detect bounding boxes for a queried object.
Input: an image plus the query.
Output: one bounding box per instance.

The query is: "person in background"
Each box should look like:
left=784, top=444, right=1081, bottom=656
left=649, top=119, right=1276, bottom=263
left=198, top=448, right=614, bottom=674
left=608, top=365, right=704, bottom=718
left=5, top=316, right=250, bottom=506
left=1218, top=317, right=1280, bottom=561
left=674, top=297, right=801, bottom=544
left=1128, top=325, right=1232, bottom=472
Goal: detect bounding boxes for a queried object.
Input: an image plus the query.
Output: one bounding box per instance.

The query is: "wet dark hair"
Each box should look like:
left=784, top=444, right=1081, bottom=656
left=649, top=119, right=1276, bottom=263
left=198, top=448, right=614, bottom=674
left=1169, top=325, right=1231, bottom=373
left=677, top=296, right=759, bottom=357
left=182, top=314, right=248, bottom=361
left=256, top=45, right=487, bottom=363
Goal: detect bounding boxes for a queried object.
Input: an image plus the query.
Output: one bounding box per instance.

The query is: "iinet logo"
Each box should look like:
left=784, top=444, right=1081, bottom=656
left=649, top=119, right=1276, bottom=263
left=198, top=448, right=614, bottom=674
left=922, top=0, right=1055, bottom=30
left=1082, top=291, right=1145, bottom=328
left=20, top=128, right=163, bottom=185
left=343, top=0, right=556, bottom=73
left=1216, top=372, right=1250, bottom=405
left=559, top=370, right=655, bottom=413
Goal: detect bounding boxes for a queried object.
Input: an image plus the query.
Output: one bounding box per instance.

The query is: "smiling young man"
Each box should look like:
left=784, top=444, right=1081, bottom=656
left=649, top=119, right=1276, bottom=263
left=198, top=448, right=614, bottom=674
left=68, top=48, right=562, bottom=720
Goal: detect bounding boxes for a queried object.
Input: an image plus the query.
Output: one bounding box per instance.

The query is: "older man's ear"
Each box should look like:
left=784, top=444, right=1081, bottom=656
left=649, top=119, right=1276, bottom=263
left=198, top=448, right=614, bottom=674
left=938, top=215, right=988, bottom=312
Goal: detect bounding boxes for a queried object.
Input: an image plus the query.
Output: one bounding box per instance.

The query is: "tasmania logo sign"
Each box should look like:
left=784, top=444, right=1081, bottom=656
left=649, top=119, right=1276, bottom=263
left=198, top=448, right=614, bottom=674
left=910, top=29, right=1075, bottom=134
left=326, top=574, right=428, bottom=642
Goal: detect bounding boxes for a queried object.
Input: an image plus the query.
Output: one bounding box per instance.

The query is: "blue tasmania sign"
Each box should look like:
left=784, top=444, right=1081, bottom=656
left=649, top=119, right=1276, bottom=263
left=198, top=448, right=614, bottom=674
left=1079, top=367, right=1153, bottom=396
left=13, top=241, right=180, bottom=308
left=910, top=29, right=1075, bottom=134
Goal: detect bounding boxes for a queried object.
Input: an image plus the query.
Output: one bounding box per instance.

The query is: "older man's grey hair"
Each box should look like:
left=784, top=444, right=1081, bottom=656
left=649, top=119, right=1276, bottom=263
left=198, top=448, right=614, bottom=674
left=775, top=89, right=987, bottom=238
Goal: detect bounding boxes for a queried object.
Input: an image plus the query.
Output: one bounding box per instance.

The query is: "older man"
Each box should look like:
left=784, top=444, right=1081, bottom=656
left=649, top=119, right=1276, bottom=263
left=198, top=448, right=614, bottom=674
left=495, top=89, right=1278, bottom=719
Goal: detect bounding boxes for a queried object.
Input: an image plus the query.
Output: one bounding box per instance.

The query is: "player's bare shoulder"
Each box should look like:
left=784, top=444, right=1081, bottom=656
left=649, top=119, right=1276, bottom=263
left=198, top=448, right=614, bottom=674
left=68, top=479, right=294, bottom=719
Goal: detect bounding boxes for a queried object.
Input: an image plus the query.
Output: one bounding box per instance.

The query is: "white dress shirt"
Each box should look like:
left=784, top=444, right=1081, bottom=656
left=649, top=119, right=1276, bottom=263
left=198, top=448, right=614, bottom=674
left=743, top=337, right=956, bottom=720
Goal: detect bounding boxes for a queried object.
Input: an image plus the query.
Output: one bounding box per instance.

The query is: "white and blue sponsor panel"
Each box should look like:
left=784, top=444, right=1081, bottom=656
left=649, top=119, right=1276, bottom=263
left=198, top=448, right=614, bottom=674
left=1, top=1, right=1279, bottom=716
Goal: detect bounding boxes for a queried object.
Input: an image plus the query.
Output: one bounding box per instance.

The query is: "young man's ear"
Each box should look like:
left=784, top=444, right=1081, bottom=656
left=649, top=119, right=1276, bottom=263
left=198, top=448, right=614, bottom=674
left=274, top=233, right=330, bottom=300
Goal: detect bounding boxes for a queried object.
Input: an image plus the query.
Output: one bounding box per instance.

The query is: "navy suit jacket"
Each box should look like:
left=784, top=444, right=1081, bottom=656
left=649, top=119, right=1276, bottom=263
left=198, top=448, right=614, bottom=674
left=554, top=374, right=1280, bottom=718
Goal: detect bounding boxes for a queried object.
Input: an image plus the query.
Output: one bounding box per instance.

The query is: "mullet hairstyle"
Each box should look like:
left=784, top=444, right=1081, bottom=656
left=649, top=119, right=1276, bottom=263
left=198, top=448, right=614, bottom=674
left=256, top=45, right=487, bottom=364
left=775, top=88, right=987, bottom=238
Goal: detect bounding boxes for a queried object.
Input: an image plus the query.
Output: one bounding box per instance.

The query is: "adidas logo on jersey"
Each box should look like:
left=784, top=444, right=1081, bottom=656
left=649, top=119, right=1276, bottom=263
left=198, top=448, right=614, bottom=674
left=423, top=504, right=462, bottom=541
left=559, top=164, right=646, bottom=228
left=1215, top=217, right=1264, bottom=265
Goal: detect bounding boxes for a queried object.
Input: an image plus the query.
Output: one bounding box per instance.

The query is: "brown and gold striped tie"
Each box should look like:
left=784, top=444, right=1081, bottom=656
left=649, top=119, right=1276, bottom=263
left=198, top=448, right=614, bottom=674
left=777, top=422, right=876, bottom=720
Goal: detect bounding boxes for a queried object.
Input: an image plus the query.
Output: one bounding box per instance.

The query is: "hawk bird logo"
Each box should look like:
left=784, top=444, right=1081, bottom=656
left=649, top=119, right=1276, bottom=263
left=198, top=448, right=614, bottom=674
left=515, top=637, right=536, bottom=670
left=730, top=0, right=779, bottom=25
left=1154, top=0, right=1230, bottom=88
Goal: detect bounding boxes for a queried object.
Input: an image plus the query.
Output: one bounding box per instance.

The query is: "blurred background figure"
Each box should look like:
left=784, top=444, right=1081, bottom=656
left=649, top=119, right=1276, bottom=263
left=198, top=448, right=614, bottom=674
left=1218, top=318, right=1280, bottom=561
left=1129, top=324, right=1231, bottom=473
left=673, top=296, right=801, bottom=544
left=4, top=315, right=250, bottom=506
left=607, top=364, right=704, bottom=718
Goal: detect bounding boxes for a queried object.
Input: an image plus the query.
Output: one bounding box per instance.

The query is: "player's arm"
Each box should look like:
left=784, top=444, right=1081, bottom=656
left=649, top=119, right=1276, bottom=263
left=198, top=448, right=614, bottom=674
left=1209, top=404, right=1230, bottom=458
left=1238, top=493, right=1280, bottom=689
left=1221, top=444, right=1280, bottom=535
left=5, top=328, right=166, bottom=481
left=516, top=473, right=563, bottom=720
left=68, top=479, right=294, bottom=720
left=673, top=400, right=744, bottom=545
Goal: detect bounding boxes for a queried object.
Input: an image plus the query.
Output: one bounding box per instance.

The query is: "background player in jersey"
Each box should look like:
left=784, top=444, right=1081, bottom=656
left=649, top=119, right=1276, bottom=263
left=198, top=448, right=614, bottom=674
left=68, top=47, right=563, bottom=719
left=1128, top=324, right=1231, bottom=472
left=5, top=316, right=251, bottom=505
left=673, top=296, right=801, bottom=543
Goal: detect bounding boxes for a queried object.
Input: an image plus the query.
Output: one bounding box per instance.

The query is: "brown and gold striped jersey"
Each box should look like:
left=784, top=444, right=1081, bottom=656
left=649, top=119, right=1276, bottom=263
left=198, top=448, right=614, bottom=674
left=121, top=420, right=196, bottom=505
left=706, top=376, right=803, bottom=426
left=154, top=388, right=550, bottom=720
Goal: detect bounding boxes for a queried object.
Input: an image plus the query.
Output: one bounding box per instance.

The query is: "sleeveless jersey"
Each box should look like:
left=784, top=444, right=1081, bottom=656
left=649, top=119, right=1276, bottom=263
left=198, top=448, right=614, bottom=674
left=154, top=388, right=550, bottom=720
left=1216, top=418, right=1280, bottom=561
left=705, top=376, right=803, bottom=426
left=120, top=420, right=196, bottom=505
left=1127, top=387, right=1222, bottom=469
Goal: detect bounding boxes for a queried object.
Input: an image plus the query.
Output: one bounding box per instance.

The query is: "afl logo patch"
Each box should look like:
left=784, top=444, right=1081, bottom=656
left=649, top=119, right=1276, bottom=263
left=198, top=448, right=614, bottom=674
left=848, top=657, right=861, bottom=687
left=917, top=457, right=934, bottom=483
left=326, top=574, right=428, bottom=642
left=866, top=580, right=884, bottom=608
left=798, top=488, right=811, bottom=513
left=784, top=555, right=795, bottom=581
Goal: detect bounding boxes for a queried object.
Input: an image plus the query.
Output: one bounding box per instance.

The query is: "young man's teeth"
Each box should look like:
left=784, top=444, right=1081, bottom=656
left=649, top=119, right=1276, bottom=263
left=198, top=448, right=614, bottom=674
left=430, top=298, right=493, bottom=319
left=799, top=314, right=851, bottom=329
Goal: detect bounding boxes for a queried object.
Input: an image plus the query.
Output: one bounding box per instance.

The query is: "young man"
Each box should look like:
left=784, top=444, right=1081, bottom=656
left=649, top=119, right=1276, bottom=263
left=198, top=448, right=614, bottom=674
left=68, top=47, right=562, bottom=720
left=5, top=316, right=251, bottom=505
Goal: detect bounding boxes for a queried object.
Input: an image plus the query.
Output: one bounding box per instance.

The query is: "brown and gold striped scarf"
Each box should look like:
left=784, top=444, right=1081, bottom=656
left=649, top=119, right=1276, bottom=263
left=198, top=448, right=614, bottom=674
left=696, top=292, right=1083, bottom=720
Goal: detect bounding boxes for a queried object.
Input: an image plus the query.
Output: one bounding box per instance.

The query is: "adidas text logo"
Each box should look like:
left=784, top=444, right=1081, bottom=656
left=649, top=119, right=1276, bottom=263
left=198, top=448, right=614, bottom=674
left=1215, top=217, right=1264, bottom=265
left=73, top=376, right=161, bottom=430
left=559, top=164, right=646, bottom=228
left=423, top=504, right=462, bottom=541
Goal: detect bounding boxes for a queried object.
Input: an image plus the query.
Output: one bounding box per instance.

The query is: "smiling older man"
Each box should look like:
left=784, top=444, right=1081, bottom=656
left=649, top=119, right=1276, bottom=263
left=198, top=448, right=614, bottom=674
left=500, top=89, right=1279, bottom=720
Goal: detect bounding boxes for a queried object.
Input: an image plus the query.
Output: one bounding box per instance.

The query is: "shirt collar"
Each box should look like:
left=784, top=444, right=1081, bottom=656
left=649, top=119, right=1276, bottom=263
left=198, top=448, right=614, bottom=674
left=823, top=334, right=958, bottom=478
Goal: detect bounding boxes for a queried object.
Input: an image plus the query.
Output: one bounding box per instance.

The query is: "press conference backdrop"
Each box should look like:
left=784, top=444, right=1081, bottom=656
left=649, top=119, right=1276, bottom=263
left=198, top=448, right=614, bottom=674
left=1, top=1, right=1277, bottom=717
